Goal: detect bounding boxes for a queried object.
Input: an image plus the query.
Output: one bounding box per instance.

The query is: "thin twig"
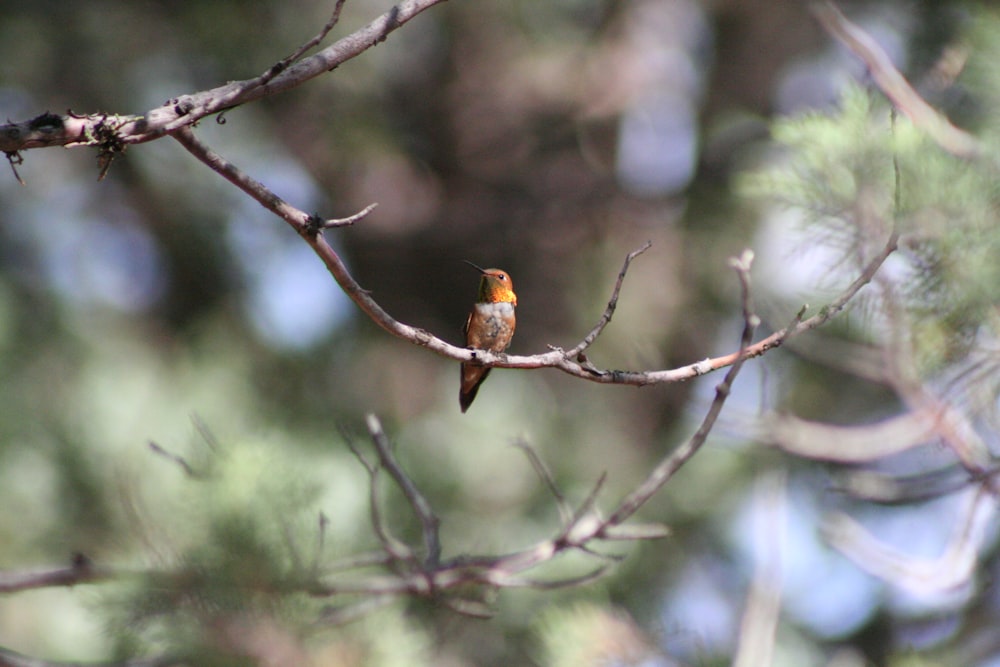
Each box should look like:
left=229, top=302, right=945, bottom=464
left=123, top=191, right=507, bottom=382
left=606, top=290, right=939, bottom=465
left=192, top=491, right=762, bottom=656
left=370, top=466, right=417, bottom=565
left=344, top=430, right=414, bottom=564
left=512, top=438, right=572, bottom=524
left=366, top=414, right=442, bottom=568
left=256, top=0, right=350, bottom=87
left=564, top=241, right=652, bottom=358
left=486, top=564, right=613, bottom=590
left=5, top=152, right=24, bottom=185
left=191, top=413, right=221, bottom=452
left=312, top=512, right=329, bottom=576
left=440, top=596, right=495, bottom=619
left=319, top=203, right=378, bottom=229
left=561, top=472, right=607, bottom=545
left=147, top=441, right=197, bottom=477
left=692, top=230, right=897, bottom=378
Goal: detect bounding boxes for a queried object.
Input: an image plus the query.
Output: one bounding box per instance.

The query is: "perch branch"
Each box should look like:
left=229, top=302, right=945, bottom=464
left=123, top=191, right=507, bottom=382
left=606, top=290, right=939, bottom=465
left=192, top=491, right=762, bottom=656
left=174, top=125, right=896, bottom=388
left=311, top=253, right=758, bottom=604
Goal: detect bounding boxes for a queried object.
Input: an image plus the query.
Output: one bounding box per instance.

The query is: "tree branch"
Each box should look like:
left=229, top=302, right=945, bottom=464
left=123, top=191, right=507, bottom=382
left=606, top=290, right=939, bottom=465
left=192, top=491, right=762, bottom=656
left=0, top=558, right=116, bottom=594
left=559, top=240, right=652, bottom=359
left=174, top=124, right=896, bottom=388
left=0, top=254, right=772, bottom=623
left=365, top=414, right=442, bottom=569
left=2, top=0, right=894, bottom=392
left=308, top=254, right=760, bottom=604
left=604, top=249, right=759, bottom=527
left=811, top=1, right=983, bottom=161
left=0, top=0, right=451, bottom=154
left=0, top=647, right=174, bottom=667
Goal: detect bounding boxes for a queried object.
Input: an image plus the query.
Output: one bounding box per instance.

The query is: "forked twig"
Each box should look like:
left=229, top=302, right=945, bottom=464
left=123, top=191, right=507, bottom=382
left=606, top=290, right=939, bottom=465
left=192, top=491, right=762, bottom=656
left=606, top=249, right=760, bottom=527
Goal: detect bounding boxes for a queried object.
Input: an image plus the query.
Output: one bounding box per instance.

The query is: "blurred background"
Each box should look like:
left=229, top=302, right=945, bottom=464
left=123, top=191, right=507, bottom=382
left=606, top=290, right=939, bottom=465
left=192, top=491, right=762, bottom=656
left=0, top=0, right=998, bottom=665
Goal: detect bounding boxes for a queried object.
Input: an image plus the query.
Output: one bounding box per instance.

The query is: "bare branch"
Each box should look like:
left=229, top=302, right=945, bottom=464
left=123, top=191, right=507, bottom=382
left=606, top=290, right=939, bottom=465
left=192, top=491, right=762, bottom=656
left=365, top=414, right=442, bottom=569
left=147, top=440, right=198, bottom=477
left=171, top=127, right=318, bottom=233
left=599, top=523, right=671, bottom=541
left=313, top=511, right=330, bottom=575
left=0, top=558, right=117, bottom=594
left=562, top=240, right=652, bottom=358
left=811, top=1, right=983, bottom=161
left=485, top=564, right=613, bottom=591
left=176, top=114, right=894, bottom=389
left=835, top=465, right=995, bottom=505
left=561, top=473, right=607, bottom=544
left=343, top=428, right=416, bottom=565
left=0, top=0, right=451, bottom=154
left=758, top=410, right=940, bottom=463
left=315, top=203, right=379, bottom=229
left=825, top=483, right=997, bottom=594
left=439, top=596, right=496, bottom=619
left=605, top=249, right=759, bottom=527
left=512, top=438, right=573, bottom=525
left=0, top=646, right=174, bottom=667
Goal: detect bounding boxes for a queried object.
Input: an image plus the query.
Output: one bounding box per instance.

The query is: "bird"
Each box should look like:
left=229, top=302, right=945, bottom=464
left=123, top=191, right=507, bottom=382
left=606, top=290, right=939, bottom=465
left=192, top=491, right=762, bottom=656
left=460, top=262, right=517, bottom=413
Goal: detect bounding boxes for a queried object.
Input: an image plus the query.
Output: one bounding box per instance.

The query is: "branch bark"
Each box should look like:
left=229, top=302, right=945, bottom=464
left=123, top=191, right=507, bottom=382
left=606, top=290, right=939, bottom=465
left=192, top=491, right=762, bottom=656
left=0, top=0, right=449, bottom=154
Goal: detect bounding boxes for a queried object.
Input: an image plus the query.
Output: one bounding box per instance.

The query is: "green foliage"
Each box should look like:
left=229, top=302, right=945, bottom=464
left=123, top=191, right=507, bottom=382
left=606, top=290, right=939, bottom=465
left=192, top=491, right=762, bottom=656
left=100, top=440, right=326, bottom=664
left=89, top=434, right=440, bottom=666
left=742, top=87, right=896, bottom=225
left=741, top=83, right=1000, bottom=374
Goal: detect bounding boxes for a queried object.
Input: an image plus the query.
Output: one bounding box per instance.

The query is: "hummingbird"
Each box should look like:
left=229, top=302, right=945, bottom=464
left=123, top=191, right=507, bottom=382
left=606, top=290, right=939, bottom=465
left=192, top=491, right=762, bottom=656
left=460, top=261, right=517, bottom=413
